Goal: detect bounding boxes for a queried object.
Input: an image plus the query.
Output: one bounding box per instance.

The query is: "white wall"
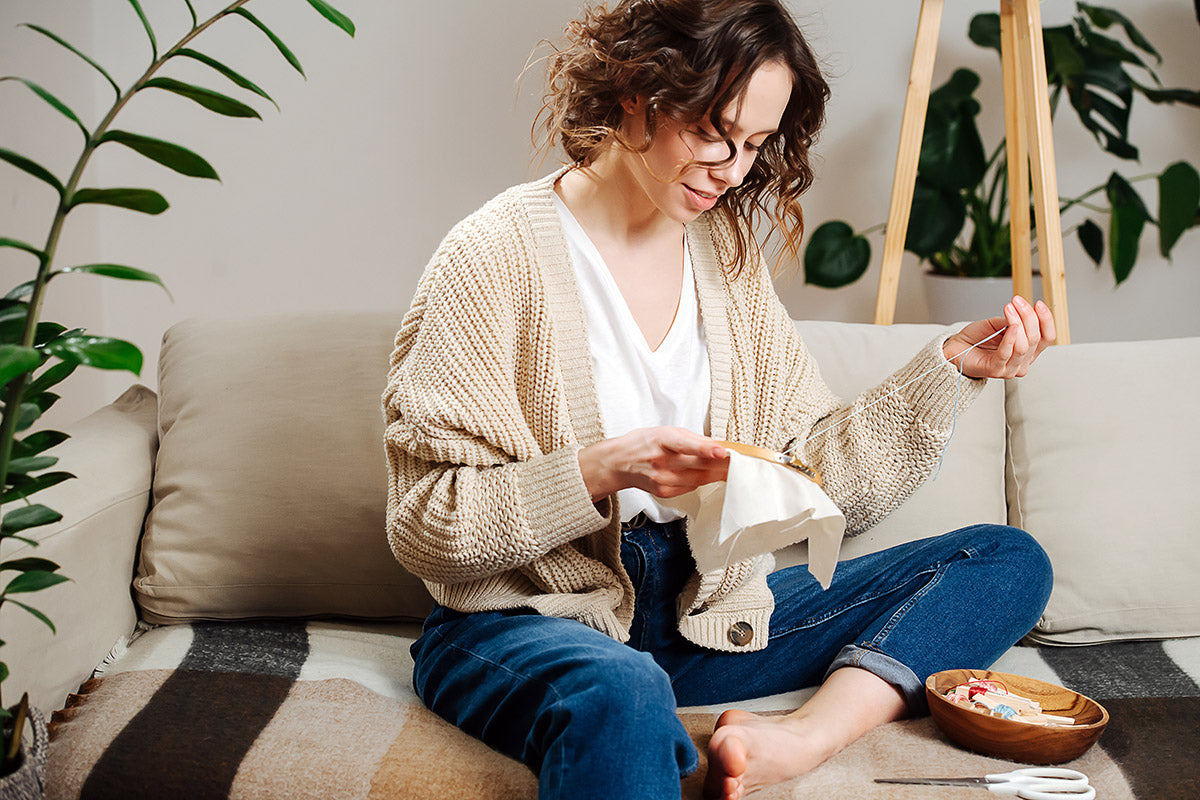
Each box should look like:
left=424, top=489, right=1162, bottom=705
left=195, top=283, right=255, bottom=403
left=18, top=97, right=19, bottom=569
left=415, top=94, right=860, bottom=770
left=2, top=0, right=1197, bottom=426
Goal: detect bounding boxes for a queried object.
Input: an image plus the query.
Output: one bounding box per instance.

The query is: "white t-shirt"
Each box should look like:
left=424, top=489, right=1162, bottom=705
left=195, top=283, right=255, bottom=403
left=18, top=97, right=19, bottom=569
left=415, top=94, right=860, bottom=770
left=553, top=193, right=711, bottom=522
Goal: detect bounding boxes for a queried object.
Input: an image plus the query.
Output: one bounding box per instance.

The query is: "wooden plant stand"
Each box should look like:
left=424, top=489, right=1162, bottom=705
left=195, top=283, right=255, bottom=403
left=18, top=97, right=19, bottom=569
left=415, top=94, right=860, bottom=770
left=873, top=0, right=1070, bottom=343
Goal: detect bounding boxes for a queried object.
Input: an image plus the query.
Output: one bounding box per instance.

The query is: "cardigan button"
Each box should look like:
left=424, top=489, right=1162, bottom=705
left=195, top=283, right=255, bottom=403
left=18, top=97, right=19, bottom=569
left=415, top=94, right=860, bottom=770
left=727, top=621, right=754, bottom=647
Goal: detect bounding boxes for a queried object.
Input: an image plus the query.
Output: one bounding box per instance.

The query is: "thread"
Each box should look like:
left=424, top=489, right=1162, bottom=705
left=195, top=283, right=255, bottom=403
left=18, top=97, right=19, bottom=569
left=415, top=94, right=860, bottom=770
left=783, top=324, right=1012, bottom=479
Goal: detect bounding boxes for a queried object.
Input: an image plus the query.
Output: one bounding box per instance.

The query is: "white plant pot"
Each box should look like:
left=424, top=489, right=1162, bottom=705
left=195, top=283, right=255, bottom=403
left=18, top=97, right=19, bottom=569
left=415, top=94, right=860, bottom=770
left=922, top=271, right=1042, bottom=325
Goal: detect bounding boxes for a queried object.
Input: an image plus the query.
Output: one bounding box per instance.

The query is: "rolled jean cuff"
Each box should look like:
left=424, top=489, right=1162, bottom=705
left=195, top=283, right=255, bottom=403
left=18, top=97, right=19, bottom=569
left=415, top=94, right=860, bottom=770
left=824, top=643, right=928, bottom=715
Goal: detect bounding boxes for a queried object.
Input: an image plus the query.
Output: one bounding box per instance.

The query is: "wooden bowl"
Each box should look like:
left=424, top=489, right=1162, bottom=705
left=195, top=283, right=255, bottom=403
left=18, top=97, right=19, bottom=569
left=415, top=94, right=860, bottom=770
left=926, top=669, right=1109, bottom=764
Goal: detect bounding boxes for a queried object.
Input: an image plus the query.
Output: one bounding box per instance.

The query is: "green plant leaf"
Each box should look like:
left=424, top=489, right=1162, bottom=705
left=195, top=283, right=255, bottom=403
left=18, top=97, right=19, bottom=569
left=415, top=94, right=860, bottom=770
left=3, top=570, right=68, bottom=595
left=1066, top=59, right=1138, bottom=159
left=0, top=558, right=60, bottom=573
left=967, top=13, right=1001, bottom=54
left=0, top=664, right=7, bottom=685
left=42, top=335, right=143, bottom=375
left=69, top=187, right=169, bottom=215
left=906, top=180, right=967, bottom=259
left=803, top=222, right=871, bottom=288
left=1043, top=27, right=1087, bottom=82
left=184, top=0, right=198, bottom=28
left=0, top=319, right=64, bottom=348
left=173, top=49, right=278, bottom=110
left=30, top=391, right=59, bottom=415
left=0, top=345, right=40, bottom=387
left=14, top=403, right=41, bottom=433
left=1105, top=172, right=1149, bottom=285
left=25, top=361, right=77, bottom=396
left=7, top=456, right=58, bottom=474
left=1077, top=3, right=1162, bottom=64
left=19, top=23, right=122, bottom=98
left=3, top=471, right=74, bottom=502
left=5, top=281, right=37, bottom=300
left=1158, top=161, right=1200, bottom=258
left=1078, top=218, right=1104, bottom=265
left=7, top=600, right=56, bottom=633
left=58, top=263, right=173, bottom=300
left=920, top=69, right=987, bottom=191
left=1135, top=83, right=1200, bottom=108
left=12, top=430, right=70, bottom=458
left=99, top=131, right=219, bottom=180
left=0, top=77, right=90, bottom=140
left=143, top=77, right=261, bottom=119
left=0, top=301, right=26, bottom=327
left=30, top=323, right=67, bottom=348
left=127, top=0, right=158, bottom=60
left=306, top=0, right=356, bottom=36
left=0, top=238, right=44, bottom=259
left=1077, top=23, right=1153, bottom=74
left=234, top=8, right=305, bottom=77
left=0, top=147, right=64, bottom=195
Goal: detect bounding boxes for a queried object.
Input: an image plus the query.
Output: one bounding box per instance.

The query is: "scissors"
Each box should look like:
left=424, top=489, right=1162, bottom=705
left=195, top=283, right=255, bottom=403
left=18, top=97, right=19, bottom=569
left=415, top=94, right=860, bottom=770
left=876, top=767, right=1094, bottom=800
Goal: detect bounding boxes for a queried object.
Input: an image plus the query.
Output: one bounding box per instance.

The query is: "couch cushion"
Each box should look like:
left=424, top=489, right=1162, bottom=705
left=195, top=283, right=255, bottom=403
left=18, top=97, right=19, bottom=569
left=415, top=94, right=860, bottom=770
left=133, top=315, right=1004, bottom=623
left=0, top=385, right=157, bottom=711
left=777, top=321, right=1007, bottom=570
left=134, top=312, right=434, bottom=623
left=1006, top=336, right=1200, bottom=644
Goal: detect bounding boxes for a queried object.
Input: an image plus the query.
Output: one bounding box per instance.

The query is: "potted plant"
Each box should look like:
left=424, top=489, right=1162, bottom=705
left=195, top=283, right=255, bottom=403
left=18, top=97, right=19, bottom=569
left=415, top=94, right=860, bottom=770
left=803, top=2, right=1200, bottom=305
left=0, top=0, right=354, bottom=791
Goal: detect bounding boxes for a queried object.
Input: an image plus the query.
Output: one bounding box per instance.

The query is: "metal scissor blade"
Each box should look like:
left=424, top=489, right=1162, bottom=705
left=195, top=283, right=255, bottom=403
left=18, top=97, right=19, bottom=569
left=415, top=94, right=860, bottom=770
left=875, top=777, right=990, bottom=786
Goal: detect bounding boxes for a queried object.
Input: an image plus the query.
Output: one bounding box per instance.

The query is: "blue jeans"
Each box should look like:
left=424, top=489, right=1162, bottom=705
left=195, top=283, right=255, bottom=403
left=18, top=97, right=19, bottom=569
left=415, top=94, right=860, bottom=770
left=410, top=523, right=1052, bottom=800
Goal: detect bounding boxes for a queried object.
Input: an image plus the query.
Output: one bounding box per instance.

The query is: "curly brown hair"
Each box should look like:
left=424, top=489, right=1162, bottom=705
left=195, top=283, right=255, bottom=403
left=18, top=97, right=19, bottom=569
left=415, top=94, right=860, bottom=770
left=536, top=0, right=830, bottom=277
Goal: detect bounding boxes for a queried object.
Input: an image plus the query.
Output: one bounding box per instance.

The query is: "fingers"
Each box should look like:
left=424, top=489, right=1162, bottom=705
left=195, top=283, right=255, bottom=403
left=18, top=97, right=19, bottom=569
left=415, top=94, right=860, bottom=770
left=660, top=428, right=728, bottom=460
left=583, top=427, right=730, bottom=499
left=1035, top=299, right=1057, bottom=348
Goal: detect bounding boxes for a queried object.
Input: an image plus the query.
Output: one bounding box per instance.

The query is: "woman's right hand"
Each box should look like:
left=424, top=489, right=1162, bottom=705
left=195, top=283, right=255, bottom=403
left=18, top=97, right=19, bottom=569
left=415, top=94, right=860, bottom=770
left=577, top=427, right=730, bottom=502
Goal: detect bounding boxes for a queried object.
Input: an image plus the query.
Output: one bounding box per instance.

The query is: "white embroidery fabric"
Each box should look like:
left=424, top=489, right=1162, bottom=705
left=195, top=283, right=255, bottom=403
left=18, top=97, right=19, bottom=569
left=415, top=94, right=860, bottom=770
left=658, top=449, right=847, bottom=586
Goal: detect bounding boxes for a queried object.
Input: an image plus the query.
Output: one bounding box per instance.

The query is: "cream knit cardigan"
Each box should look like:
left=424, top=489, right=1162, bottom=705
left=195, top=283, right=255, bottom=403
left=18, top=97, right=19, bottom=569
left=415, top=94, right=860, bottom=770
left=383, top=170, right=984, bottom=653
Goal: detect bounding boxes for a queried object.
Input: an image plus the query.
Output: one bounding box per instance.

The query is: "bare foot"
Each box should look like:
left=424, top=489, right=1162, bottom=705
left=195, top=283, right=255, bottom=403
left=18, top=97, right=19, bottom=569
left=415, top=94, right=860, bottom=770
left=702, top=709, right=843, bottom=800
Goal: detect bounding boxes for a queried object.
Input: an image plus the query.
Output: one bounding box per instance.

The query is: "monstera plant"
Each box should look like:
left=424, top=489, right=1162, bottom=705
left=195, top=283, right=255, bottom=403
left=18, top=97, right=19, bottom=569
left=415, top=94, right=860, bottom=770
left=0, top=0, right=354, bottom=780
left=804, top=2, right=1200, bottom=288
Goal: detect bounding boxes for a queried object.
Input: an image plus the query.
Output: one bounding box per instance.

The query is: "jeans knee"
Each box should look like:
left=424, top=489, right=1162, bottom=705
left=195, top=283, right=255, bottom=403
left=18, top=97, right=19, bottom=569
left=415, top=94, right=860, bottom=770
left=972, top=524, right=1054, bottom=616
left=544, top=650, right=692, bottom=770
left=566, top=651, right=675, bottom=718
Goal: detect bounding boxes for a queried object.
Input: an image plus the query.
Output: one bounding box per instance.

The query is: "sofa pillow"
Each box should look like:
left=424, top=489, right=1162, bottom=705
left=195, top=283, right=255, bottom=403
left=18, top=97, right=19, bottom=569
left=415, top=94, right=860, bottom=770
left=0, top=385, right=157, bottom=711
left=134, top=312, right=434, bottom=623
left=776, top=321, right=1008, bottom=570
left=1006, top=336, right=1200, bottom=644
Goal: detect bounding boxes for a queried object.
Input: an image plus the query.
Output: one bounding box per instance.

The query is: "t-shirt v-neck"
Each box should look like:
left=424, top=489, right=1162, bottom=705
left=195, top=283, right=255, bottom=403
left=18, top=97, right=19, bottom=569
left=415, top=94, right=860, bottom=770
left=552, top=192, right=711, bottom=522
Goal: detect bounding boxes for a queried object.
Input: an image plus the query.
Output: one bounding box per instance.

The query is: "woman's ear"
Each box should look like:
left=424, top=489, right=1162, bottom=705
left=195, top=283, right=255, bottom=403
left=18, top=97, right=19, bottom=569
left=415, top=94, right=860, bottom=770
left=621, top=96, right=646, bottom=117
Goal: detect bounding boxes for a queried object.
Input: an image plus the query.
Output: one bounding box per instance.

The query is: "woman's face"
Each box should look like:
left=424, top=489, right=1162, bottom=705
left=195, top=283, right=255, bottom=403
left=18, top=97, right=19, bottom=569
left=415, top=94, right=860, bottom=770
left=621, top=59, right=793, bottom=225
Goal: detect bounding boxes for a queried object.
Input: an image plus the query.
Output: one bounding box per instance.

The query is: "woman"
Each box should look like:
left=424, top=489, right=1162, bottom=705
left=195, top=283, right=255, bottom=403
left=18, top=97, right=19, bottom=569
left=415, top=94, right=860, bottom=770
left=383, top=1, right=1056, bottom=798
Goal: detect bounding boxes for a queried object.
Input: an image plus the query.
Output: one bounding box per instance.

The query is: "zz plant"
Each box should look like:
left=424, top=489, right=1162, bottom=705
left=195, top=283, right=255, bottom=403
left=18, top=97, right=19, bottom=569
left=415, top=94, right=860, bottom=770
left=804, top=2, right=1200, bottom=288
left=0, top=0, right=354, bottom=775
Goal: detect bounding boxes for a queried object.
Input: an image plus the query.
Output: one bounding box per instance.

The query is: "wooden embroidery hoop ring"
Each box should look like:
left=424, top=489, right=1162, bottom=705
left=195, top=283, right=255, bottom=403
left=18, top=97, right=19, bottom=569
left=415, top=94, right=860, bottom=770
left=716, top=441, right=822, bottom=487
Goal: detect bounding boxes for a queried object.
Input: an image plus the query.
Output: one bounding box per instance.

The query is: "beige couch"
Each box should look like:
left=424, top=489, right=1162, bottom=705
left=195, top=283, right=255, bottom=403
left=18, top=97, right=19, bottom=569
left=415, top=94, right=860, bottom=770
left=5, top=313, right=1198, bottom=799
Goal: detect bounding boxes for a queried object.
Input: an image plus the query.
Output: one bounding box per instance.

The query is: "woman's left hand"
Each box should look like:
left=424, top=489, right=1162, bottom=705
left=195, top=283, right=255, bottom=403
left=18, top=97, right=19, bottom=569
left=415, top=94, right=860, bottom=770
left=943, top=295, right=1056, bottom=380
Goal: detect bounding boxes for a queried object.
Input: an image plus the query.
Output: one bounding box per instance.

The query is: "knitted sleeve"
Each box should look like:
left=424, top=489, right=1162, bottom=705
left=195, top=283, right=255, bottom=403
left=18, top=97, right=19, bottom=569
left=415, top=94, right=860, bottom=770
left=382, top=212, right=609, bottom=585
left=742, top=261, right=986, bottom=536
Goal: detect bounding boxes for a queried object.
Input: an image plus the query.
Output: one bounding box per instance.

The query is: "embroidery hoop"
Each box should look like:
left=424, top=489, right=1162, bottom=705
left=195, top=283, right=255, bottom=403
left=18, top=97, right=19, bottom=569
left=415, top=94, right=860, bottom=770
left=716, top=441, right=822, bottom=486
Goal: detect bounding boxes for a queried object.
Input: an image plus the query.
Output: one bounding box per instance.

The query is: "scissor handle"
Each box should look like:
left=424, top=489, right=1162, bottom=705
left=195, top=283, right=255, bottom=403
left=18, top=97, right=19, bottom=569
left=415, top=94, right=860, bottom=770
left=985, top=768, right=1094, bottom=800
left=987, top=768, right=1089, bottom=785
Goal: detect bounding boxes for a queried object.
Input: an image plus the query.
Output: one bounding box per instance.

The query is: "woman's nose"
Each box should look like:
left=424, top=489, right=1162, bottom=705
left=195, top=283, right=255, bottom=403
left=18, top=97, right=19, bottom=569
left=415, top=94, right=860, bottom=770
left=709, top=151, right=750, bottom=189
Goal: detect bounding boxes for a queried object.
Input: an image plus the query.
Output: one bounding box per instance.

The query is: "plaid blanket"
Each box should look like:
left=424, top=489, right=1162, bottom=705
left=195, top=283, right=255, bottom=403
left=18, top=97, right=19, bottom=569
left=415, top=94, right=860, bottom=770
left=46, top=621, right=1200, bottom=799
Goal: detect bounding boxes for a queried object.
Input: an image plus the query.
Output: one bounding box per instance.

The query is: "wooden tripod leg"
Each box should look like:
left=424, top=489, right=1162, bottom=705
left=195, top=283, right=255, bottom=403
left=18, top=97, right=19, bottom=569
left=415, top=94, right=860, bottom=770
left=873, top=0, right=945, bottom=325
left=1012, top=0, right=1071, bottom=342
left=1001, top=0, right=1033, bottom=304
